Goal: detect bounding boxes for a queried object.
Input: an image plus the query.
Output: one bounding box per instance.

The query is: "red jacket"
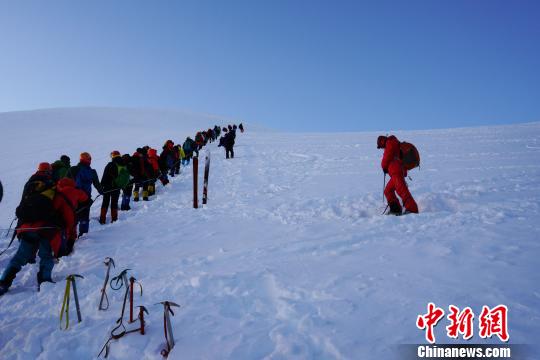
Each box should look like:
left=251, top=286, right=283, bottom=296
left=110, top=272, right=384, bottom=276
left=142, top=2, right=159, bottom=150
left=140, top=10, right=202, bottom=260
left=148, top=149, right=160, bottom=172
left=55, top=178, right=89, bottom=241
left=381, top=135, right=401, bottom=173
left=17, top=186, right=74, bottom=257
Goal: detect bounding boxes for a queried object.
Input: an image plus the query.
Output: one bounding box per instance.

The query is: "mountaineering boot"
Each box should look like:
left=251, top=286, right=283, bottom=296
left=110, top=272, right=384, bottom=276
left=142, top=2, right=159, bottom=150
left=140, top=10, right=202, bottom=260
left=148, top=184, right=155, bottom=196
left=120, top=195, right=128, bottom=210
left=122, top=194, right=131, bottom=210
left=78, top=220, right=89, bottom=238
left=403, top=209, right=418, bottom=215
left=142, top=190, right=149, bottom=201
left=133, top=191, right=139, bottom=202
left=0, top=267, right=18, bottom=296
left=0, top=281, right=9, bottom=296
left=37, top=271, right=55, bottom=292
left=402, top=196, right=419, bottom=214
left=99, top=208, right=107, bottom=225
left=386, top=202, right=403, bottom=216
left=111, top=208, right=118, bottom=223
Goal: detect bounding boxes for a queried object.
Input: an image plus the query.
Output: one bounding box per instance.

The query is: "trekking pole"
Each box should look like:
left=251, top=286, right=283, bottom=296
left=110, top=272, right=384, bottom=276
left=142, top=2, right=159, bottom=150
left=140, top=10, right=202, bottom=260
left=381, top=172, right=389, bottom=215
left=1, top=225, right=60, bottom=257
left=2, top=217, right=17, bottom=238
left=0, top=218, right=18, bottom=257
left=158, top=301, right=181, bottom=358
left=128, top=276, right=143, bottom=323
left=75, top=194, right=101, bottom=215
left=59, top=274, right=84, bottom=330
left=99, top=257, right=115, bottom=311
left=382, top=172, right=386, bottom=204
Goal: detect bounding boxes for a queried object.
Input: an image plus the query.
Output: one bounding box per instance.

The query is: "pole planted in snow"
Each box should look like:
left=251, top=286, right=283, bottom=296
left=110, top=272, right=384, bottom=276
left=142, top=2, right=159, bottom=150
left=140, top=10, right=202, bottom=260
left=202, top=152, right=210, bottom=205
left=193, top=156, right=198, bottom=209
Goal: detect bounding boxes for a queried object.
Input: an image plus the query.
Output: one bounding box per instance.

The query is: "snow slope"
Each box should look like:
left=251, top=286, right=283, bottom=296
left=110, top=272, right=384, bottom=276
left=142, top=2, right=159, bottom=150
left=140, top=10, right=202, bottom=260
left=0, top=109, right=539, bottom=359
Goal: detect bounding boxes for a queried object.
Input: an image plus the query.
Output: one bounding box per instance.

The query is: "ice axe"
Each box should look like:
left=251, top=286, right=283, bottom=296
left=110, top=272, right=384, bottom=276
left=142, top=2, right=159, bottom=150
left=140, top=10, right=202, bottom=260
left=128, top=276, right=143, bottom=323
left=59, top=274, right=84, bottom=330
left=99, top=257, right=115, bottom=310
left=157, top=301, right=181, bottom=357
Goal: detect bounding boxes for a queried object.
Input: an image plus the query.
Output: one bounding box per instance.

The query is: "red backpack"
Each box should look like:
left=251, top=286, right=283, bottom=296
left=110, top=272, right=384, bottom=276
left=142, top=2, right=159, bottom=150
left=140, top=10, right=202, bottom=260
left=400, top=142, right=420, bottom=170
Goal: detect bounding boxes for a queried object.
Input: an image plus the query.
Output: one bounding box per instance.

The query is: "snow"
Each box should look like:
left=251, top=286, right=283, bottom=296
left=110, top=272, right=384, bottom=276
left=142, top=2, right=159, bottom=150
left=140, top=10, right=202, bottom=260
left=0, top=108, right=539, bottom=359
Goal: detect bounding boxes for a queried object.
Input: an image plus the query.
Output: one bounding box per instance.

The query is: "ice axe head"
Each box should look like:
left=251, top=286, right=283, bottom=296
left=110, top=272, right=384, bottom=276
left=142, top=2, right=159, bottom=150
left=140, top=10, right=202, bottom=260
left=138, top=306, right=149, bottom=315
left=66, top=274, right=84, bottom=280
left=110, top=268, right=131, bottom=290
left=157, top=301, right=181, bottom=315
left=104, top=257, right=115, bottom=268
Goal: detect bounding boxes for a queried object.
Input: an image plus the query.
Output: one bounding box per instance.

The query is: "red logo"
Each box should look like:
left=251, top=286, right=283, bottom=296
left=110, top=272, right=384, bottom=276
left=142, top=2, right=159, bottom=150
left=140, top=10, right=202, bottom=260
left=416, top=303, right=445, bottom=344
left=417, top=303, right=509, bottom=343
left=446, top=305, right=474, bottom=340
left=479, top=305, right=509, bottom=342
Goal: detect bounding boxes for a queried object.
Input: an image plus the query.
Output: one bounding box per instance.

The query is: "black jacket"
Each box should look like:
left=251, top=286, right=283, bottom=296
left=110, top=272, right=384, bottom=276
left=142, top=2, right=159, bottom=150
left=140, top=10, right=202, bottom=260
left=101, top=157, right=123, bottom=191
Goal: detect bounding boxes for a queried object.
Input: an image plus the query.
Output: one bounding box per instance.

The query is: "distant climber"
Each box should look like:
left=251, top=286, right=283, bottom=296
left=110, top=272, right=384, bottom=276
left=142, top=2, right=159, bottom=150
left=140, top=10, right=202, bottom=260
left=377, top=135, right=419, bottom=215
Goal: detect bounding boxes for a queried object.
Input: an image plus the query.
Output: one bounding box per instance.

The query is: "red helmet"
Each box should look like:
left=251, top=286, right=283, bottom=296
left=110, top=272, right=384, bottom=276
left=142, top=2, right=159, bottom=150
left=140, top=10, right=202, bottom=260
left=110, top=150, right=121, bottom=158
left=38, top=162, right=52, bottom=172
left=80, top=152, right=92, bottom=164
left=377, top=136, right=387, bottom=149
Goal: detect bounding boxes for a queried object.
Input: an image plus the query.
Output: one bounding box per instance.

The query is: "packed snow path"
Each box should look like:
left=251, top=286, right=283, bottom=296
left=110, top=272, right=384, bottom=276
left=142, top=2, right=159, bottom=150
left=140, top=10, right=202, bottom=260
left=0, top=116, right=539, bottom=359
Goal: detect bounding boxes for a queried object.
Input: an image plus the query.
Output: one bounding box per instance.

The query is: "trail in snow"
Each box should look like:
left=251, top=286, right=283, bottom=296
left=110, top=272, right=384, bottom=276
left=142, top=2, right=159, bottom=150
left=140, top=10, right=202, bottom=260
left=0, top=110, right=539, bottom=359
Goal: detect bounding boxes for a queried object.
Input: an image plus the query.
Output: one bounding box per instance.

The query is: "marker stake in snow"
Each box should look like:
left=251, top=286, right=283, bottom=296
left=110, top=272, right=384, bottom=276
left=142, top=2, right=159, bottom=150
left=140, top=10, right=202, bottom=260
left=202, top=152, right=210, bottom=205
left=193, top=156, right=199, bottom=208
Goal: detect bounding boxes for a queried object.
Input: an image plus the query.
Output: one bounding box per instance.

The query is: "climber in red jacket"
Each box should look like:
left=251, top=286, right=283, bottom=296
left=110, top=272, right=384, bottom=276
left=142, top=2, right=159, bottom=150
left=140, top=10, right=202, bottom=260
left=378, top=135, right=419, bottom=215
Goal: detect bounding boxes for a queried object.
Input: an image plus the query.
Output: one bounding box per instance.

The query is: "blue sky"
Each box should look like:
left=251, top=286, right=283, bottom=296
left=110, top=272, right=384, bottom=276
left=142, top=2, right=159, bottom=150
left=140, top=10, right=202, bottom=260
left=0, top=0, right=538, bottom=131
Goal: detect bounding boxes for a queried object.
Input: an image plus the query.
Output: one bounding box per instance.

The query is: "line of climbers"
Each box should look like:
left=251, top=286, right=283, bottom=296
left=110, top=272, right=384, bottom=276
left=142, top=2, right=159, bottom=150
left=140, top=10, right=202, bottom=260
left=0, top=123, right=245, bottom=296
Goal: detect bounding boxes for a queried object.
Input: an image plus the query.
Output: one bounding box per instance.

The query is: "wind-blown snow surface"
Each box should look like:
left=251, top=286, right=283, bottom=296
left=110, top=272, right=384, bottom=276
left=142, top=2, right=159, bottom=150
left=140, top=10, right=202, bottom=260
left=0, top=109, right=539, bottom=359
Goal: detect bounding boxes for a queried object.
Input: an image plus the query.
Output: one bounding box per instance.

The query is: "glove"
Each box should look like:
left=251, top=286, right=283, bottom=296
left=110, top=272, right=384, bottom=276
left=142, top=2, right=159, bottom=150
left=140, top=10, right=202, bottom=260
left=383, top=168, right=388, bottom=174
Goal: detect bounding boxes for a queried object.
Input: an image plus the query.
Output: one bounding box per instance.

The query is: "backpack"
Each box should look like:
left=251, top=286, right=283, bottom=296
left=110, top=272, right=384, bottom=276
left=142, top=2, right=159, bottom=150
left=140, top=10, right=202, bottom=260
left=16, top=181, right=56, bottom=223
left=52, top=161, right=68, bottom=181
left=400, top=142, right=420, bottom=171
left=74, top=165, right=95, bottom=194
left=114, top=164, right=131, bottom=189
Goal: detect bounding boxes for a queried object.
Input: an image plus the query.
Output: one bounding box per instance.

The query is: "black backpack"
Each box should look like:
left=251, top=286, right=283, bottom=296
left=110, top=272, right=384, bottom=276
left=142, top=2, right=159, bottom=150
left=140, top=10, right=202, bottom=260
left=16, top=181, right=56, bottom=223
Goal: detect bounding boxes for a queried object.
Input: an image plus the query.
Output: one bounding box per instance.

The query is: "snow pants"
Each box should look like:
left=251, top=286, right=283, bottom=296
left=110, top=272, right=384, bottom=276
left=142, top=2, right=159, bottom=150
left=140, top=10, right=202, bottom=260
left=133, top=181, right=149, bottom=201
left=78, top=198, right=92, bottom=235
left=0, top=232, right=54, bottom=287
left=101, top=190, right=120, bottom=223
left=225, top=146, right=234, bottom=159
left=102, top=190, right=120, bottom=211
left=121, top=184, right=133, bottom=210
left=384, top=160, right=419, bottom=213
